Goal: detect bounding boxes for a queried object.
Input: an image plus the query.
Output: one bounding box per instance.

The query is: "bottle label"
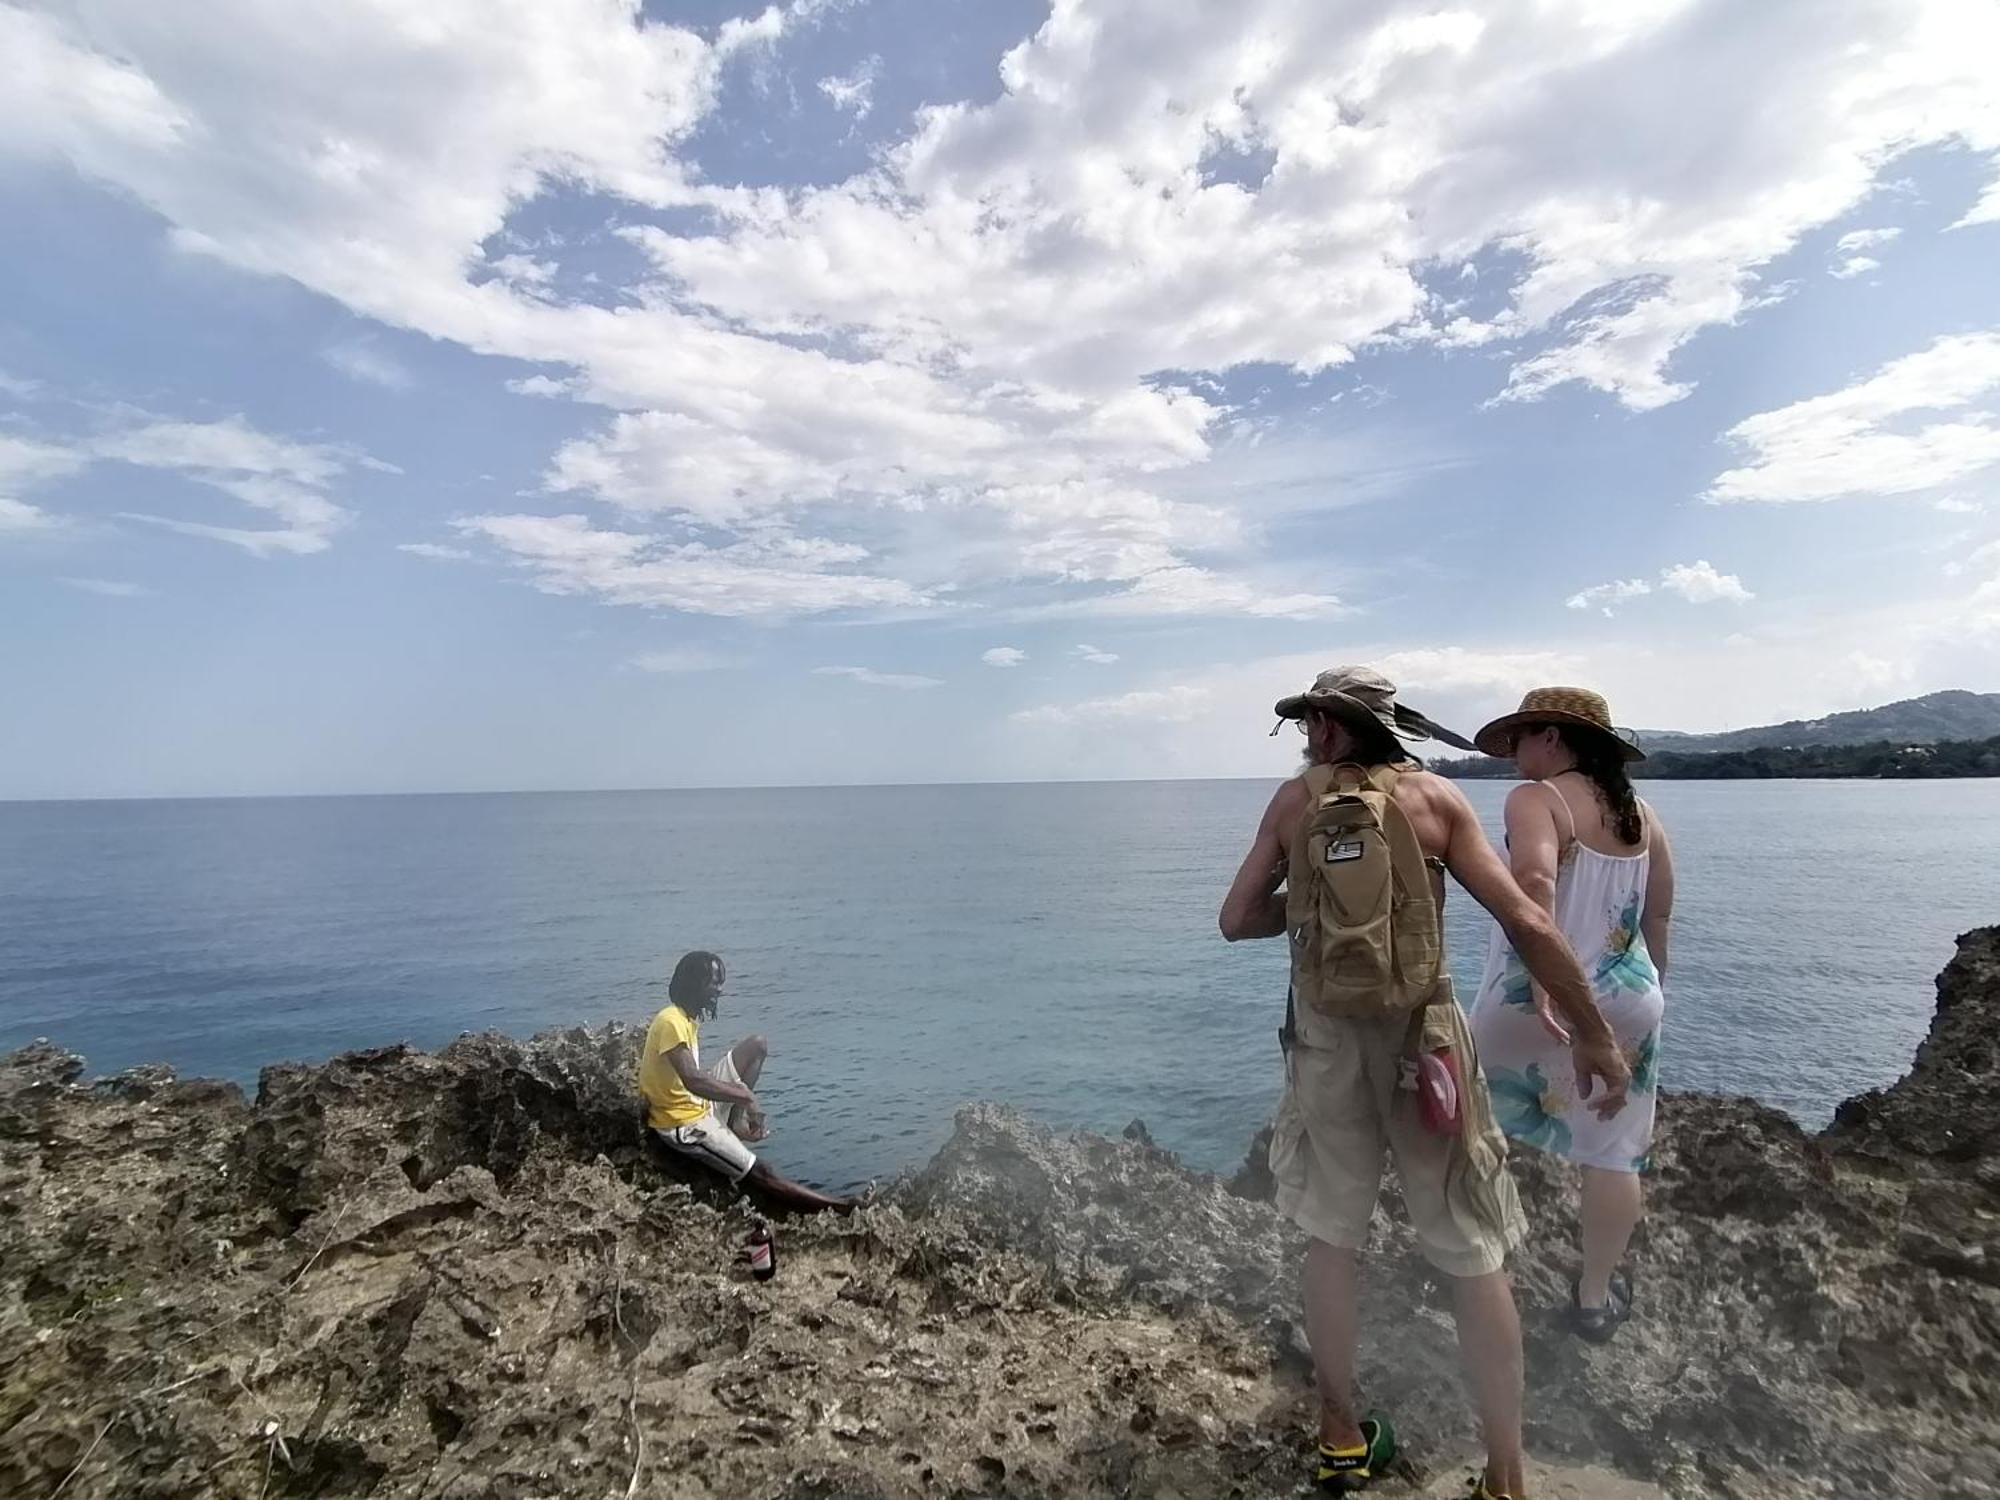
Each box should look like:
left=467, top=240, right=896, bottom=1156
left=749, top=1242, right=773, bottom=1274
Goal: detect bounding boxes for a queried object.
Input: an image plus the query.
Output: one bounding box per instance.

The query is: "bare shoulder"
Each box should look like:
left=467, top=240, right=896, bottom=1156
left=1393, top=764, right=1469, bottom=811
left=1390, top=766, right=1467, bottom=858
left=1264, top=772, right=1311, bottom=849
left=1271, top=771, right=1311, bottom=810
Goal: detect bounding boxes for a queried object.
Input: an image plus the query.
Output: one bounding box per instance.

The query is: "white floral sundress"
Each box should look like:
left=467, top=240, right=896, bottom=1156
left=1469, top=803, right=1664, bottom=1174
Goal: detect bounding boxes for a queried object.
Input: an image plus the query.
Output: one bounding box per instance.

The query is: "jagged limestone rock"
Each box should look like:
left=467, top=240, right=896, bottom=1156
left=3, top=929, right=1996, bottom=1498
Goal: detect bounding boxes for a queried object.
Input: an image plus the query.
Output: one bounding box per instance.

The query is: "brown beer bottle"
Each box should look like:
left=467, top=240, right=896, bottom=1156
left=746, top=1219, right=776, bottom=1281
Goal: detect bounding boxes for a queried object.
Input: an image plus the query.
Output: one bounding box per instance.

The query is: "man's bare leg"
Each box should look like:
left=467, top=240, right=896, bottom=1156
left=1451, top=1270, right=1527, bottom=1497
left=726, top=1035, right=768, bottom=1137
left=1578, top=1166, right=1643, bottom=1306
left=1304, top=1238, right=1365, bottom=1448
left=743, top=1159, right=853, bottom=1214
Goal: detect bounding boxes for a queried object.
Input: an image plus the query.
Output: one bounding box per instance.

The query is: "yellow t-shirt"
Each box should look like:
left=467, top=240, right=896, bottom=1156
left=638, top=1004, right=707, bottom=1129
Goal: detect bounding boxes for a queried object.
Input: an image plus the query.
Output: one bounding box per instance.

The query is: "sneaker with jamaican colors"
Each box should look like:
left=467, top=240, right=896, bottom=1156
left=1315, top=1415, right=1397, bottom=1492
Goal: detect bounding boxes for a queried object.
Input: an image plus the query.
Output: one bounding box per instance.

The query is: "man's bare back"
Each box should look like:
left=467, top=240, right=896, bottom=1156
left=1274, top=763, right=1459, bottom=862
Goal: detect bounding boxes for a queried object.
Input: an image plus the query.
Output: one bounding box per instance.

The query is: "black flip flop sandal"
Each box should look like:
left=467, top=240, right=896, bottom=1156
left=1569, top=1272, right=1633, bottom=1343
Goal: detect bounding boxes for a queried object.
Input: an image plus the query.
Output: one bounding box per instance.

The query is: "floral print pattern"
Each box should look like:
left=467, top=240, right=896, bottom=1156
left=1626, top=1029, right=1659, bottom=1096
left=1595, top=894, right=1659, bottom=995
left=1472, top=838, right=1664, bottom=1175
left=1487, top=1063, right=1573, bottom=1156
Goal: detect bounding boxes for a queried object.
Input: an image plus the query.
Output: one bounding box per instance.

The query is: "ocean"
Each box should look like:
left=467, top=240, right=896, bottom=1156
left=2, top=778, right=1994, bottom=1192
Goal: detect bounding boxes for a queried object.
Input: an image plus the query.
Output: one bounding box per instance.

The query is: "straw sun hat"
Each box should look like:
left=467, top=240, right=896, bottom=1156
left=1473, top=687, right=1646, bottom=763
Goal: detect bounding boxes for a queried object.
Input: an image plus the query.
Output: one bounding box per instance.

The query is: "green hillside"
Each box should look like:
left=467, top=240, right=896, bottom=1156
left=1635, top=689, right=2000, bottom=756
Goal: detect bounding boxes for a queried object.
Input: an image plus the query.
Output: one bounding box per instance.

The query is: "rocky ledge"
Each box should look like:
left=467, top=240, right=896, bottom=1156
left=3, top=930, right=1997, bottom=1500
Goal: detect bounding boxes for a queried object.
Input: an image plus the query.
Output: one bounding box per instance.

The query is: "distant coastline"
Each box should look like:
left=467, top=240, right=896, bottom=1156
left=1435, top=732, right=2000, bottom=780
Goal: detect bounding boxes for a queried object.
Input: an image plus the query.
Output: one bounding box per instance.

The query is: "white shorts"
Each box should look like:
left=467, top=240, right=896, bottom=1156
left=651, top=1046, right=757, bottom=1184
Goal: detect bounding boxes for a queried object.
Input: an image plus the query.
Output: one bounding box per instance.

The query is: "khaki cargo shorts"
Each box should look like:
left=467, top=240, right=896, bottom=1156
left=1269, top=987, right=1525, bottom=1278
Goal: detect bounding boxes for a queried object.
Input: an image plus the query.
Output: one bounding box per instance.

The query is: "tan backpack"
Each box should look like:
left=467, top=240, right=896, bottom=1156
left=1286, top=762, right=1445, bottom=1020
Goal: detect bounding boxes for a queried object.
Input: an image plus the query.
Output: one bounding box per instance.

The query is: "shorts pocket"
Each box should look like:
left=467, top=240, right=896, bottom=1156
left=1267, top=1083, right=1308, bottom=1194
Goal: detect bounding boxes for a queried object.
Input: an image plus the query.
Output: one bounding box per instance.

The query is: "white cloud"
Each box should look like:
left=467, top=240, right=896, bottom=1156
left=818, top=56, right=879, bottom=118
left=507, top=375, right=575, bottom=398
left=1935, top=497, right=1983, bottom=514
left=58, top=576, right=150, bottom=596
left=10, top=0, right=1999, bottom=621
left=813, top=665, right=944, bottom=690
left=0, top=428, right=85, bottom=540
left=1830, top=225, right=1900, bottom=278
left=1947, top=537, right=2000, bottom=582
left=322, top=340, right=413, bottom=391
left=1051, top=566, right=1344, bottom=621
left=455, top=512, right=931, bottom=619
left=1657, top=559, right=1753, bottom=604
left=1566, top=577, right=1653, bottom=615
left=1567, top=559, right=1753, bottom=613
left=661, top=1, right=2000, bottom=416
left=0, top=371, right=43, bottom=399
left=0, top=496, right=64, bottom=534
left=0, top=434, right=87, bottom=489
left=1708, top=331, right=2000, bottom=504
left=1959, top=180, right=2000, bottom=229
left=630, top=646, right=734, bottom=673
left=1367, top=646, right=1589, bottom=696
left=1844, top=650, right=1912, bottom=695
left=1073, top=644, right=1119, bottom=664
left=98, top=417, right=371, bottom=555
left=1013, top=685, right=1211, bottom=727
left=981, top=646, right=1027, bottom=667
left=397, top=542, right=473, bottom=561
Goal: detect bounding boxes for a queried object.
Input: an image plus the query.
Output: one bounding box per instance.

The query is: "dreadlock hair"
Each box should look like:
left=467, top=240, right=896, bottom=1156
left=1555, top=725, right=1644, bottom=845
left=1323, top=707, right=1417, bottom=769
left=668, top=950, right=726, bottom=1017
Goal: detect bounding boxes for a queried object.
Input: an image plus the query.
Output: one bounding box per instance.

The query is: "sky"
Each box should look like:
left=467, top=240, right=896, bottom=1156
left=2, top=0, right=1999, bottom=798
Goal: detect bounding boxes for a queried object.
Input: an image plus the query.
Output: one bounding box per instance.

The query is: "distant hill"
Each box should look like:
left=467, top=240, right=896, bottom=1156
left=1634, top=690, right=2000, bottom=757
left=1433, top=690, right=2000, bottom=780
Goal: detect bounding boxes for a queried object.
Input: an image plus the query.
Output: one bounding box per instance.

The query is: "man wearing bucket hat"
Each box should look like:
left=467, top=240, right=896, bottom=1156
left=1219, top=667, right=1630, bottom=1500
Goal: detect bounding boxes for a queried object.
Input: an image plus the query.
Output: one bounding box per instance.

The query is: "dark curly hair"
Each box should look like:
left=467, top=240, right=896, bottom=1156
left=1554, top=725, right=1644, bottom=845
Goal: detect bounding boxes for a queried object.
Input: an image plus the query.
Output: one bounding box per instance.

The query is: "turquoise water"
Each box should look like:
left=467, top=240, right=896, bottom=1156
left=2, top=779, right=1994, bottom=1191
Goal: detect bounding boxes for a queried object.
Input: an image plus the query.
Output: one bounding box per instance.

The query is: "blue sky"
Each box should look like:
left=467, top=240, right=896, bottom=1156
left=3, top=0, right=1998, bottom=798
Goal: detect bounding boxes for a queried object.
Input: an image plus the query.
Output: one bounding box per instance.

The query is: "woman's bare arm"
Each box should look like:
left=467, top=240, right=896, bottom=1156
left=1641, top=809, right=1674, bottom=981
left=1504, top=783, right=1570, bottom=1043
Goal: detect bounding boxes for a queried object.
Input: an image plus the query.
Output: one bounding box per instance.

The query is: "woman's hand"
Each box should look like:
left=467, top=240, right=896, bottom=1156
left=1531, top=985, right=1572, bottom=1045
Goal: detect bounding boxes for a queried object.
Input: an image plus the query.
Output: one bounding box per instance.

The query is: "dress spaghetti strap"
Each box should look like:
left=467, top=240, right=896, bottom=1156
left=1538, top=779, right=1577, bottom=852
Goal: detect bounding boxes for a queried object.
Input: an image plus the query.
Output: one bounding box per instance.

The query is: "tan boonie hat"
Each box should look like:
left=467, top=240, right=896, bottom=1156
left=1271, top=665, right=1478, bottom=752
left=1474, top=686, right=1646, bottom=763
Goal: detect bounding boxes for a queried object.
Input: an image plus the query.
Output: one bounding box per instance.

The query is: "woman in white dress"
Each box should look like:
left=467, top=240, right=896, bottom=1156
left=1469, top=687, right=1675, bottom=1342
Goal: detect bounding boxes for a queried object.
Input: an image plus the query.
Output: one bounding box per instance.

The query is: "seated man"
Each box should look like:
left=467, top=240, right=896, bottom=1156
left=637, top=950, right=853, bottom=1213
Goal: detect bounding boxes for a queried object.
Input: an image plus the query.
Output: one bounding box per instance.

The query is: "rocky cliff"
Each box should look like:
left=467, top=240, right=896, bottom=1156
left=2, top=929, right=1996, bottom=1499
